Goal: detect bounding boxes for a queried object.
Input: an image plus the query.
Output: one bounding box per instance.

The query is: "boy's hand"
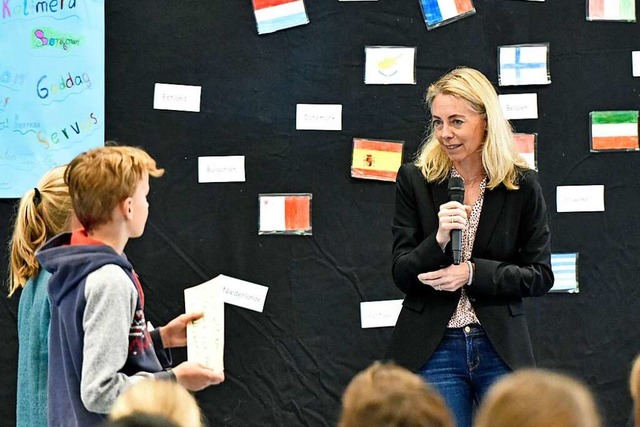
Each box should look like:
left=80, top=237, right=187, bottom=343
left=159, top=312, right=203, bottom=348
left=172, top=361, right=225, bottom=391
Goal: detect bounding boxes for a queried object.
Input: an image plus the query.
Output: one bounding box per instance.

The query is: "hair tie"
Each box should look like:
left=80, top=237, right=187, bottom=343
left=33, top=187, right=41, bottom=206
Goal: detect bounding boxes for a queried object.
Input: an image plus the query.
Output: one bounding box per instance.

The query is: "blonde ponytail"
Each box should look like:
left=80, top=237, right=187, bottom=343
left=8, top=166, right=73, bottom=296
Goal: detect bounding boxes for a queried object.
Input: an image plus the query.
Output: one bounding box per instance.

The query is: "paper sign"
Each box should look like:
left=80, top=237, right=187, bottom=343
left=590, top=111, right=639, bottom=152
left=587, top=0, right=636, bottom=21
left=360, top=299, right=403, bottom=328
left=296, top=104, right=342, bottom=131
left=153, top=83, right=201, bottom=113
left=351, top=138, right=403, bottom=181
left=216, top=274, right=269, bottom=313
left=550, top=253, right=579, bottom=293
left=513, top=133, right=537, bottom=170
left=198, top=156, right=246, bottom=183
left=364, top=46, right=416, bottom=85
left=556, top=185, right=605, bottom=212
left=498, top=44, right=550, bottom=86
left=184, top=279, right=225, bottom=371
left=259, top=193, right=312, bottom=235
left=499, top=93, right=538, bottom=120
left=633, top=51, right=640, bottom=77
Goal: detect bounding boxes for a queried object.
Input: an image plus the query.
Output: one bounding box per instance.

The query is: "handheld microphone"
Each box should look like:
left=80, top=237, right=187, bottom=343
left=447, top=177, right=465, bottom=265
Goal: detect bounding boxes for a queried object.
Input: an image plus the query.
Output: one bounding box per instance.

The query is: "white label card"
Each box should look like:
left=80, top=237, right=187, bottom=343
left=499, top=93, right=538, bottom=119
left=633, top=51, right=640, bottom=77
left=296, top=104, right=342, bottom=131
left=153, top=83, right=202, bottom=113
left=360, top=299, right=403, bottom=328
left=198, top=156, right=246, bottom=183
left=216, top=274, right=269, bottom=313
left=556, top=185, right=605, bottom=212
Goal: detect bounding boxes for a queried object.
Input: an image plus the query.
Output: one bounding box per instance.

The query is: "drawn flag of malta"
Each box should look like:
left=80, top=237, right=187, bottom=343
left=259, top=194, right=312, bottom=234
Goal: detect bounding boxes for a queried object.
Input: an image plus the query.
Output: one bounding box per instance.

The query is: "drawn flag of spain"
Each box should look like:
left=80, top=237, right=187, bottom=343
left=252, top=0, right=309, bottom=35
left=418, top=0, right=475, bottom=30
left=590, top=111, right=639, bottom=152
left=351, top=138, right=404, bottom=182
left=259, top=194, right=312, bottom=235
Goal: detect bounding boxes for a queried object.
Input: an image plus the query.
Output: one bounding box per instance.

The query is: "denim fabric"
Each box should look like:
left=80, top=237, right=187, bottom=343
left=416, top=324, right=511, bottom=427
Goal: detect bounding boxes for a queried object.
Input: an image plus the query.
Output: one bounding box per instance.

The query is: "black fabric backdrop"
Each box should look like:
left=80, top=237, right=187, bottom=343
left=1, top=1, right=639, bottom=426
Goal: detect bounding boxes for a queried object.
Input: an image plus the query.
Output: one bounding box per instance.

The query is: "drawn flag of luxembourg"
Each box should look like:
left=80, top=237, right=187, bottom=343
left=259, top=194, right=312, bottom=235
left=590, top=111, right=639, bottom=152
left=351, top=138, right=404, bottom=182
left=587, top=0, right=636, bottom=21
left=252, top=0, right=310, bottom=35
left=418, top=0, right=476, bottom=30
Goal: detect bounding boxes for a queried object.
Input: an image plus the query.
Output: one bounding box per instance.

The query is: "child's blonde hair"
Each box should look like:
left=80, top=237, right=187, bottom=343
left=65, top=144, right=164, bottom=232
left=475, top=369, right=601, bottom=427
left=8, top=166, right=73, bottom=296
left=339, top=361, right=454, bottom=427
left=109, top=380, right=202, bottom=427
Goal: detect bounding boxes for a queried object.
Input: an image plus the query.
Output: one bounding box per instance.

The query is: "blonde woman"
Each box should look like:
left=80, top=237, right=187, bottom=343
left=8, top=166, right=76, bottom=427
left=474, top=369, right=601, bottom=427
left=109, top=380, right=203, bottom=427
left=386, top=67, right=554, bottom=427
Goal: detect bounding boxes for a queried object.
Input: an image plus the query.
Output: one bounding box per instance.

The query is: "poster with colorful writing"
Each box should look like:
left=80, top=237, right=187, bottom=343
left=0, top=0, right=104, bottom=198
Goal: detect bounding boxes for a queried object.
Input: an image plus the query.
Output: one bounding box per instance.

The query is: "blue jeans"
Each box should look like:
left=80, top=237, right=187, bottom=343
left=416, top=324, right=511, bottom=427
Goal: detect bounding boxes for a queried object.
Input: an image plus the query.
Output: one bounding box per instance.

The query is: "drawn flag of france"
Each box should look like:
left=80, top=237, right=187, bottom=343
left=252, top=0, right=310, bottom=35
left=419, top=0, right=475, bottom=30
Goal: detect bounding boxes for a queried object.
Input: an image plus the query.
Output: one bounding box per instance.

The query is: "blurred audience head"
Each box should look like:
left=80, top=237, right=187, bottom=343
left=474, top=368, right=601, bottom=427
left=339, top=361, right=454, bottom=427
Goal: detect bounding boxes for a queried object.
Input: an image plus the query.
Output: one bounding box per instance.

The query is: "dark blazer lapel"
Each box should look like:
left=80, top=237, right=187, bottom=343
left=473, top=185, right=506, bottom=254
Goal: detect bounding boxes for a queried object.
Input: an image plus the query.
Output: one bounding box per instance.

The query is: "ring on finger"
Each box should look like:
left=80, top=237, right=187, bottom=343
left=436, top=285, right=441, bottom=291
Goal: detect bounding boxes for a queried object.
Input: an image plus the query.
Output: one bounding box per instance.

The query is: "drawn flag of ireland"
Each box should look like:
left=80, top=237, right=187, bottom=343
left=590, top=111, right=639, bottom=152
left=587, top=0, right=636, bottom=21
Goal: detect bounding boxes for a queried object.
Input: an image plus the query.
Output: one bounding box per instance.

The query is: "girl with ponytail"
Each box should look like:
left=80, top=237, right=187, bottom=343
left=8, top=166, right=75, bottom=427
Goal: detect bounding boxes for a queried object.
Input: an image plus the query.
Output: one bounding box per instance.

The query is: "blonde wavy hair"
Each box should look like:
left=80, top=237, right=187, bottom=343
left=339, top=361, right=454, bottom=427
left=65, top=143, right=164, bottom=232
left=8, top=166, right=73, bottom=296
left=415, top=67, right=529, bottom=190
left=109, top=380, right=203, bottom=427
left=474, top=369, right=601, bottom=427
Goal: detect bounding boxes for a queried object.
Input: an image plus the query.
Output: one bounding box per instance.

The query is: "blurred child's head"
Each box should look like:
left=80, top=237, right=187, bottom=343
left=65, top=144, right=164, bottom=233
left=9, top=166, right=74, bottom=295
left=109, top=380, right=202, bottom=427
left=339, top=361, right=454, bottom=427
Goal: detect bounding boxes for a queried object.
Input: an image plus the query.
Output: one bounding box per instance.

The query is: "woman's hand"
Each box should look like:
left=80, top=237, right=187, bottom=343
left=417, top=262, right=472, bottom=292
left=436, top=201, right=472, bottom=249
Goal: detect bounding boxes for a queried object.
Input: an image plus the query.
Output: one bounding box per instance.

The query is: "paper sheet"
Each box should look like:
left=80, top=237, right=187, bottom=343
left=499, top=93, right=538, bottom=120
left=153, top=83, right=201, bottom=113
left=556, top=185, right=605, bottom=212
left=360, top=299, right=403, bottom=328
left=550, top=253, right=579, bottom=293
left=296, top=104, right=342, bottom=131
left=184, top=279, right=225, bottom=371
left=198, top=156, right=246, bottom=183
